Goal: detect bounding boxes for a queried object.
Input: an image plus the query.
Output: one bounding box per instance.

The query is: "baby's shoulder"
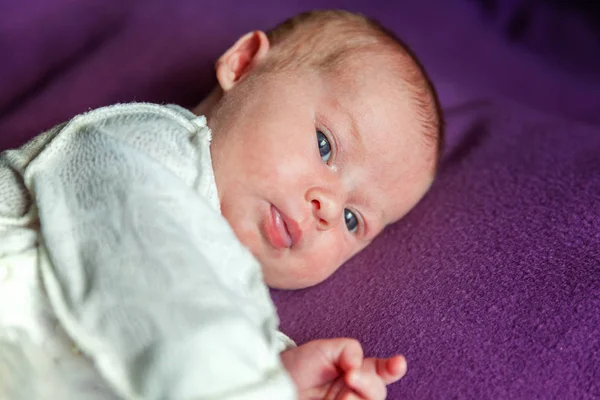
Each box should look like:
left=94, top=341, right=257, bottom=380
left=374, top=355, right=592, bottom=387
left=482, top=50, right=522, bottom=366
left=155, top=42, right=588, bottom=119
left=66, top=102, right=207, bottom=139
left=52, top=103, right=211, bottom=182
left=18, top=103, right=214, bottom=201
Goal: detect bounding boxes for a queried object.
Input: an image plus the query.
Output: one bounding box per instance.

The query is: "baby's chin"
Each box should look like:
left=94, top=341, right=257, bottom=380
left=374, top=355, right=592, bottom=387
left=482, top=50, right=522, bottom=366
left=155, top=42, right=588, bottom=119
left=259, top=263, right=298, bottom=290
left=259, top=260, right=332, bottom=290
left=263, top=277, right=315, bottom=290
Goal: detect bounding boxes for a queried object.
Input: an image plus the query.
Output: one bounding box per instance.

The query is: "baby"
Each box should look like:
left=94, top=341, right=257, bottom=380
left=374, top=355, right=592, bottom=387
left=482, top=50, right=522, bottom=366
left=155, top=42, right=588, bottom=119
left=0, top=9, right=441, bottom=400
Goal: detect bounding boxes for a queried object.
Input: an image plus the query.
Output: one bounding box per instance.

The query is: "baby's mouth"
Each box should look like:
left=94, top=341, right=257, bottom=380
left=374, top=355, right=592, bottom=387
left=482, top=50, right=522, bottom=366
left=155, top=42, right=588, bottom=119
left=264, top=205, right=293, bottom=249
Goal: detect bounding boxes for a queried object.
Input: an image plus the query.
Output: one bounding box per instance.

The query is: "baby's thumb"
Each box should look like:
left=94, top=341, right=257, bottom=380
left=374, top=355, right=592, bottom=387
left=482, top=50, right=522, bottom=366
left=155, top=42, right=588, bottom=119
left=331, top=338, right=364, bottom=372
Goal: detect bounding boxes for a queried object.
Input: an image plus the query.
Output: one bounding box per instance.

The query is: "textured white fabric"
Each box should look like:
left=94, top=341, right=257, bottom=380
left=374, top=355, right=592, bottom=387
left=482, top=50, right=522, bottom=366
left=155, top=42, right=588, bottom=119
left=0, top=103, right=296, bottom=399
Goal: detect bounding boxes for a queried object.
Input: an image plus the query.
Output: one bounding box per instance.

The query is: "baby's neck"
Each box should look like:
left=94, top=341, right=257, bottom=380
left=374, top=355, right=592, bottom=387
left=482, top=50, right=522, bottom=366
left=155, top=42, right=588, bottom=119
left=192, top=86, right=222, bottom=118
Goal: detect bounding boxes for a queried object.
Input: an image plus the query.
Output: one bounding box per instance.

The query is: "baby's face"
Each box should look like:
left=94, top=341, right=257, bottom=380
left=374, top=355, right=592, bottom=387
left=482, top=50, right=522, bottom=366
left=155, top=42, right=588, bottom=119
left=208, top=57, right=434, bottom=289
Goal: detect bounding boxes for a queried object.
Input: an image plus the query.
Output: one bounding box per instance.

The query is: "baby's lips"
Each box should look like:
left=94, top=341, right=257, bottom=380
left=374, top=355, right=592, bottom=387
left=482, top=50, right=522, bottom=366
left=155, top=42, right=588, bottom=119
left=267, top=205, right=293, bottom=249
left=281, top=212, right=303, bottom=247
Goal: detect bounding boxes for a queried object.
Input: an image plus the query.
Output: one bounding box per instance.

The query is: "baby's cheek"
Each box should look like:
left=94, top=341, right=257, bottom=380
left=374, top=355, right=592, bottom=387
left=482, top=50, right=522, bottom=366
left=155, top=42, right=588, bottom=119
left=302, top=249, right=345, bottom=284
left=268, top=255, right=330, bottom=289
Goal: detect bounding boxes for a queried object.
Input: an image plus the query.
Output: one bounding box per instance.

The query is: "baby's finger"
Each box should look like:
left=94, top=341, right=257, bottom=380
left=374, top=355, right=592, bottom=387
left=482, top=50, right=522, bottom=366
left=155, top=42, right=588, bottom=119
left=325, top=377, right=362, bottom=400
left=345, top=369, right=387, bottom=400
left=340, top=391, right=362, bottom=400
left=375, top=355, right=408, bottom=384
left=324, top=376, right=346, bottom=400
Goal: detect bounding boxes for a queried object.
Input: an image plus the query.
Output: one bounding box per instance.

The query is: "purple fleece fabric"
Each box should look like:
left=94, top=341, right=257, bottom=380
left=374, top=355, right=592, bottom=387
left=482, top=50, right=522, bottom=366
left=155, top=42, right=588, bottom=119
left=2, top=1, right=599, bottom=399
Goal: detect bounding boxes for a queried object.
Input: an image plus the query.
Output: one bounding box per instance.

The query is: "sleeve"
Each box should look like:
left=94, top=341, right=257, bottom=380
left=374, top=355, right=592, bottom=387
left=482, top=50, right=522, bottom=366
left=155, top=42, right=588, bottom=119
left=0, top=123, right=65, bottom=257
left=21, top=104, right=297, bottom=400
left=275, top=331, right=297, bottom=353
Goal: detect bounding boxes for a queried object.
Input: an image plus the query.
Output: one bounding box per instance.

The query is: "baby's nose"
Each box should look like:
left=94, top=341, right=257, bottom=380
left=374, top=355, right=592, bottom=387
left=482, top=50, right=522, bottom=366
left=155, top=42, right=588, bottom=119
left=307, top=188, right=343, bottom=231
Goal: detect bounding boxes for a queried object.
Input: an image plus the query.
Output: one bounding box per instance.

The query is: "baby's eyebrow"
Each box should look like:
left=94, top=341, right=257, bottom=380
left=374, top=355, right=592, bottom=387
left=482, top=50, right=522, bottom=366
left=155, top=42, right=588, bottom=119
left=341, top=108, right=363, bottom=150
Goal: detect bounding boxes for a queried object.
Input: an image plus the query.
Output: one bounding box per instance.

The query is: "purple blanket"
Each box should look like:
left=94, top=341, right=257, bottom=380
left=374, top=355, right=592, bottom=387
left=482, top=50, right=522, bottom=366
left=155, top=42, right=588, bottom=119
left=2, top=1, right=599, bottom=398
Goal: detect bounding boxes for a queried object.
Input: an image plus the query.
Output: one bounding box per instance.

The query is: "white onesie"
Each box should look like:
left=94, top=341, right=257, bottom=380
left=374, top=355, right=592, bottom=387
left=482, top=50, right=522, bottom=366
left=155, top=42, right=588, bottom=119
left=0, top=103, right=296, bottom=399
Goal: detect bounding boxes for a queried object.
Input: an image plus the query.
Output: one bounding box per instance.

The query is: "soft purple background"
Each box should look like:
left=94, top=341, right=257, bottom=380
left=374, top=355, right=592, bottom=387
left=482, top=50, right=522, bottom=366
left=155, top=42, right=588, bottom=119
left=2, top=1, right=599, bottom=399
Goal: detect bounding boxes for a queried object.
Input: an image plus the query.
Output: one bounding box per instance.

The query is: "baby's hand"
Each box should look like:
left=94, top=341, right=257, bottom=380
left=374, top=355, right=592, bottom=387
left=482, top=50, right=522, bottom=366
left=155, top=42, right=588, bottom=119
left=280, top=338, right=407, bottom=400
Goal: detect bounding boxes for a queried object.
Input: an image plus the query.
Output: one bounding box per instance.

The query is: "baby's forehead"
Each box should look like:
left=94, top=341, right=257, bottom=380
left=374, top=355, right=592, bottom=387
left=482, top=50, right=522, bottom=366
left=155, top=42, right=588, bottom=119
left=323, top=52, right=437, bottom=161
left=322, top=50, right=417, bottom=101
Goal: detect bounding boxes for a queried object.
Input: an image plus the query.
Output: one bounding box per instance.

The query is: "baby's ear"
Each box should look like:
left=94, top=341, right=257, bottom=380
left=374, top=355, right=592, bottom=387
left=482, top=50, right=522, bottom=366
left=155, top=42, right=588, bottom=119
left=216, top=31, right=270, bottom=91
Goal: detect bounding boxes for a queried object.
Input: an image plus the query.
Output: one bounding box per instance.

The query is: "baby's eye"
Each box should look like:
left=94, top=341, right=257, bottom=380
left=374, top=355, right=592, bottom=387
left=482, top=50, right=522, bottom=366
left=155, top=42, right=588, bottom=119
left=344, top=209, right=359, bottom=233
left=316, top=130, right=331, bottom=163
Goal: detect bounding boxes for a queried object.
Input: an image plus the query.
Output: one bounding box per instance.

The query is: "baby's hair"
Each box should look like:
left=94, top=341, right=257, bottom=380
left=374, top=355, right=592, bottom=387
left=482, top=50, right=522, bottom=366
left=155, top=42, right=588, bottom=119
left=263, top=10, right=444, bottom=171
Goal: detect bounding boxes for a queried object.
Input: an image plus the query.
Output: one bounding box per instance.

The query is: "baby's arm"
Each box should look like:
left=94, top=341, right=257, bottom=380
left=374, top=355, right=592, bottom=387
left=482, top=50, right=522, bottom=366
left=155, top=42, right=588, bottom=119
left=22, top=104, right=296, bottom=399
left=281, top=339, right=407, bottom=400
